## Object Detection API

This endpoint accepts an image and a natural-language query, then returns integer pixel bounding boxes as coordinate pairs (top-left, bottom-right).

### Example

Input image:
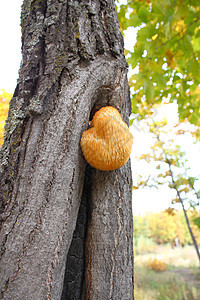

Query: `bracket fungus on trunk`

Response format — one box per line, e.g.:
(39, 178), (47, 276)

(80, 106), (133, 171)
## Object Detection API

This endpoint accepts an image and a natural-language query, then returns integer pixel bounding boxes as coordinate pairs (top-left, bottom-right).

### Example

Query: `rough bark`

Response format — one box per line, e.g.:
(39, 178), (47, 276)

(0, 0), (134, 299)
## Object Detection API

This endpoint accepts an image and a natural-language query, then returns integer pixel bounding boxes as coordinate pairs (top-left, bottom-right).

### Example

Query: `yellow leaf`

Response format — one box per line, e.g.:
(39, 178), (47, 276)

(0, 89), (12, 147)
(165, 49), (176, 69)
(132, 185), (139, 190)
(152, 33), (158, 40)
(173, 20), (186, 36)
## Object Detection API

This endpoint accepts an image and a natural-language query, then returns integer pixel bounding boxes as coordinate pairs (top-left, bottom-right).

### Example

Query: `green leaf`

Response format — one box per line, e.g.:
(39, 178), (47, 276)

(138, 5), (148, 23)
(131, 95), (139, 114)
(192, 37), (200, 51)
(134, 41), (146, 57)
(191, 59), (200, 78)
(184, 9), (196, 25)
(183, 35), (193, 52)
(192, 216), (200, 229)
(153, 73), (166, 89)
(127, 53), (139, 69)
(150, 61), (164, 74)
(137, 25), (157, 41)
(129, 13), (142, 27)
(189, 112), (200, 125)
(131, 73), (145, 90)
(152, 3), (164, 16)
(129, 118), (134, 126)
(145, 80), (155, 102)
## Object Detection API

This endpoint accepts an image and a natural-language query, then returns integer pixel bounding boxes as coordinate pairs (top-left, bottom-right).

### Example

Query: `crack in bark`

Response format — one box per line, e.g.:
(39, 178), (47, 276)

(113, 70), (122, 90)
(0, 278), (9, 299)
(0, 118), (34, 268)
(87, 248), (92, 300)
(46, 217), (69, 300)
(0, 213), (19, 259)
(1, 241), (26, 297)
(59, 113), (76, 163)
(61, 164), (93, 300)
(100, 69), (122, 93)
(69, 169), (75, 197)
(109, 170), (124, 300)
(0, 118), (33, 224)
(87, 241), (94, 300)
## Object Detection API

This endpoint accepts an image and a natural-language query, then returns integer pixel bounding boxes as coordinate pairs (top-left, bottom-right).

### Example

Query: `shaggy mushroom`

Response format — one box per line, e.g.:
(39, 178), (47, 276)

(80, 106), (133, 171)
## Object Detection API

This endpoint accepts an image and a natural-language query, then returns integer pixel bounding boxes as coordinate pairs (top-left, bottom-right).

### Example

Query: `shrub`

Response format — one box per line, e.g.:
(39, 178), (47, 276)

(146, 258), (167, 272)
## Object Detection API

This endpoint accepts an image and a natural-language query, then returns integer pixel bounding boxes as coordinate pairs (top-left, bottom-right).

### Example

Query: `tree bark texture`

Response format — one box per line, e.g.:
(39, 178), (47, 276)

(0, 0), (134, 299)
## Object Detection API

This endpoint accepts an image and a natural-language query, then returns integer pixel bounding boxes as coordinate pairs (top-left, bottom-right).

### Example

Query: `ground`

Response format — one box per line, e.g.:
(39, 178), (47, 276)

(135, 245), (200, 300)
(172, 268), (200, 292)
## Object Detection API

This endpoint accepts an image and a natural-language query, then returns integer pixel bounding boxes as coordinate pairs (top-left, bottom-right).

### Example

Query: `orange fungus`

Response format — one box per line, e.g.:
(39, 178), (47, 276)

(80, 106), (133, 171)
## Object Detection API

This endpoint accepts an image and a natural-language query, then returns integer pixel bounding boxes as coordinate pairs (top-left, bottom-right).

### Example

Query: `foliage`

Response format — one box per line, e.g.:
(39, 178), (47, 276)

(132, 114), (200, 261)
(134, 210), (200, 247)
(146, 258), (167, 272)
(134, 213), (151, 239)
(0, 90), (12, 147)
(132, 114), (200, 213)
(146, 121), (200, 209)
(117, 0), (200, 127)
(147, 211), (177, 244)
(134, 236), (157, 255)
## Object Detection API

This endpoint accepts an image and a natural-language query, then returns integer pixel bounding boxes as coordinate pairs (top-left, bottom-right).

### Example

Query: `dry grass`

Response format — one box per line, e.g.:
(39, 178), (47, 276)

(134, 245), (200, 300)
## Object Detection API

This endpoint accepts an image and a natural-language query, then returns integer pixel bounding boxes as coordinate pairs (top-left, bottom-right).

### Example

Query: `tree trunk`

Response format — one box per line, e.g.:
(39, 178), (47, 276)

(0, 0), (134, 299)
(168, 161), (200, 265)
(178, 192), (200, 265)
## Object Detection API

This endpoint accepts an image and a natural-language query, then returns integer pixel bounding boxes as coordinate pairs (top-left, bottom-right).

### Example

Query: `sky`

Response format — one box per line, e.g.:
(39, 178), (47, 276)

(0, 1), (199, 216)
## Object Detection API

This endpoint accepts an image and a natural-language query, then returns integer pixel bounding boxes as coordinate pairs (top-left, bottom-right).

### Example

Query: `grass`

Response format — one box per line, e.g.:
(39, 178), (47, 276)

(134, 245), (200, 300)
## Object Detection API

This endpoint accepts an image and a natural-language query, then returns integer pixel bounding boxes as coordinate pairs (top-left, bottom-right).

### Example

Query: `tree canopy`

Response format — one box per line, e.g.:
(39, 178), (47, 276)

(116, 0), (200, 126)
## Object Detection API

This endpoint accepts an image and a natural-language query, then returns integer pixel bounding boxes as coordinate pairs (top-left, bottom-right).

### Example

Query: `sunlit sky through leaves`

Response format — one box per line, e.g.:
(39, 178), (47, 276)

(0, 1), (199, 216)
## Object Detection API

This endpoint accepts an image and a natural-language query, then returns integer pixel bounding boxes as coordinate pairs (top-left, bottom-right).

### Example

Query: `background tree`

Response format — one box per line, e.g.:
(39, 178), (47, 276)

(0, 1), (134, 299)
(133, 210), (200, 250)
(135, 118), (200, 263)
